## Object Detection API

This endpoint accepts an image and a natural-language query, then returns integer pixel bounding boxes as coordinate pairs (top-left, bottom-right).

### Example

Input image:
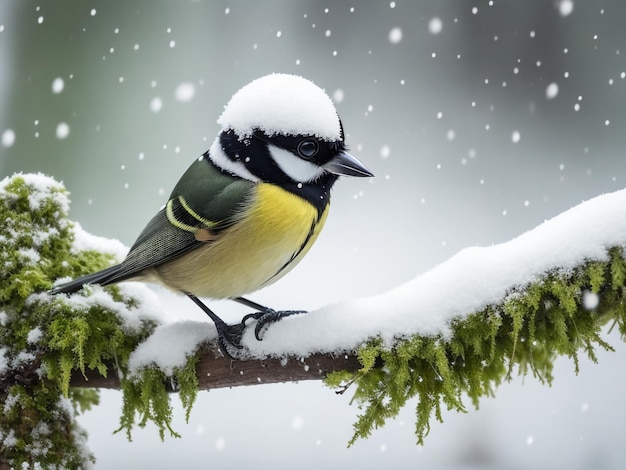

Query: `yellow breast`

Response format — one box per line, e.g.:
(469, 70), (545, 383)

(153, 183), (329, 299)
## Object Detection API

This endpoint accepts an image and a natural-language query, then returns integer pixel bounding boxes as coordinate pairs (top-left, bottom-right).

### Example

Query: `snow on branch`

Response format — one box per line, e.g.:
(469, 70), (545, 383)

(1, 173), (625, 468)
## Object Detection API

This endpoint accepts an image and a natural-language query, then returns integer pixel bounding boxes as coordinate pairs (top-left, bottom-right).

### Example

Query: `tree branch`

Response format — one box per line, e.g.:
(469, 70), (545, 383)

(4, 173), (626, 468)
(70, 348), (361, 390)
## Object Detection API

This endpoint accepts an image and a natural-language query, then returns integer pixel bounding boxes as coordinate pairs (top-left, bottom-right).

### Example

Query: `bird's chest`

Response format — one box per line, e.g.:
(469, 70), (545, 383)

(229, 184), (326, 272)
(166, 183), (329, 299)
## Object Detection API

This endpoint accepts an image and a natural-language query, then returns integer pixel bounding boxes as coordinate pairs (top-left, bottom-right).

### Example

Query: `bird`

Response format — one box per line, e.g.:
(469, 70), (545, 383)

(49, 73), (374, 357)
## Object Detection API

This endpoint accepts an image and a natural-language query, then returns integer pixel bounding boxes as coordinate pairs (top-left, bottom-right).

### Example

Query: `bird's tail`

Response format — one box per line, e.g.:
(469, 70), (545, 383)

(49, 264), (125, 295)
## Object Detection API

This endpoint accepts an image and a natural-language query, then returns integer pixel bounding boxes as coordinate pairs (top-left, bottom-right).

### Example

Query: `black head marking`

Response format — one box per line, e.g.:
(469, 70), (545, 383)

(217, 129), (342, 215)
(251, 129), (346, 167)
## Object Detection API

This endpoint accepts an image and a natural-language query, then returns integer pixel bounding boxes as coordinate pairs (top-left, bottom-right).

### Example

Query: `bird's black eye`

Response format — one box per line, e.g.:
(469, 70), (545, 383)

(297, 139), (319, 159)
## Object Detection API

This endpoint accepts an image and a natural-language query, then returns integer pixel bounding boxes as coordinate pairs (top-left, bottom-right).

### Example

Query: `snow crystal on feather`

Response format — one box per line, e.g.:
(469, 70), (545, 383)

(217, 73), (341, 140)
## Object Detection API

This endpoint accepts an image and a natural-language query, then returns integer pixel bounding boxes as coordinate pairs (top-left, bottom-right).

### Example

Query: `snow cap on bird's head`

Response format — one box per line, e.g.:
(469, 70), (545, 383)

(217, 73), (342, 141)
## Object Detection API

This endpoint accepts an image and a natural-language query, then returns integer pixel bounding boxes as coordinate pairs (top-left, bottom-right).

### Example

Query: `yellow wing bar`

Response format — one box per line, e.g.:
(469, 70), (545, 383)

(166, 196), (216, 233)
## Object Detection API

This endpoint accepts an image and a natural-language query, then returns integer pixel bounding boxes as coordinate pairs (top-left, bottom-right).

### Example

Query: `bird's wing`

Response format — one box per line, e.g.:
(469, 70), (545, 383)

(111, 156), (255, 281)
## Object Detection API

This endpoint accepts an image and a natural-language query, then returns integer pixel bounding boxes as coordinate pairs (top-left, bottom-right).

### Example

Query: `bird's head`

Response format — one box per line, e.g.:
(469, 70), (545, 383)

(208, 73), (373, 185)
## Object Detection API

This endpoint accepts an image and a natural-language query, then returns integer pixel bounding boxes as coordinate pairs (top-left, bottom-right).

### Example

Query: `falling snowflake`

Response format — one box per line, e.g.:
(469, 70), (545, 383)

(389, 27), (402, 44)
(428, 17), (443, 34)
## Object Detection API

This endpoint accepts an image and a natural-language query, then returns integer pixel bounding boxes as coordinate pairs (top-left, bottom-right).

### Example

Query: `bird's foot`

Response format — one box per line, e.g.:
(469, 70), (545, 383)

(214, 321), (247, 359)
(240, 309), (306, 341)
(215, 311), (305, 358)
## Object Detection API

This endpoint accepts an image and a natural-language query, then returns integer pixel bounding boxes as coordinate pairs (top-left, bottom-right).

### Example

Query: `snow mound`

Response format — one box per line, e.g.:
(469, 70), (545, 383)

(71, 221), (128, 260)
(217, 73), (341, 140)
(129, 321), (215, 376)
(243, 188), (626, 356)
(0, 172), (70, 214)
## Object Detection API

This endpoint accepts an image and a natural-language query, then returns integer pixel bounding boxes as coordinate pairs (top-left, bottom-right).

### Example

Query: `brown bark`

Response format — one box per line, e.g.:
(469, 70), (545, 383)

(70, 348), (361, 391)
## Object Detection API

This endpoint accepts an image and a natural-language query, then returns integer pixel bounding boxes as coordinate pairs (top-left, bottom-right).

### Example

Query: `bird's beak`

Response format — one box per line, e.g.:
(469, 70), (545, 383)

(323, 151), (374, 178)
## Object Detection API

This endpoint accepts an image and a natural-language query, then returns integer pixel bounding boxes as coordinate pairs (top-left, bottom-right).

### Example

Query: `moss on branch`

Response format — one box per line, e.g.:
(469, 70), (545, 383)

(0, 174), (158, 468)
(1, 173), (625, 467)
(326, 248), (625, 445)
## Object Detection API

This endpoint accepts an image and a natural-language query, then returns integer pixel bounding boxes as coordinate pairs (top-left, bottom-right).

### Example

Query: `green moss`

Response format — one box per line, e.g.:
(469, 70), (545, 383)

(0, 174), (158, 468)
(328, 249), (626, 445)
(1, 383), (94, 469)
(117, 354), (199, 441)
(3, 172), (626, 463)
(69, 388), (100, 415)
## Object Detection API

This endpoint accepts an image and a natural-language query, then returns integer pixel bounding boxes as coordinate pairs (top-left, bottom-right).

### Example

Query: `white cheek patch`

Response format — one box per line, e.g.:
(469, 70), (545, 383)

(268, 144), (325, 183)
(208, 139), (261, 182)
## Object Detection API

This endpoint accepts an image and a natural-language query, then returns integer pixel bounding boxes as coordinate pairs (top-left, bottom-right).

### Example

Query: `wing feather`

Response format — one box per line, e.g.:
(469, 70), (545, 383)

(108, 156), (254, 282)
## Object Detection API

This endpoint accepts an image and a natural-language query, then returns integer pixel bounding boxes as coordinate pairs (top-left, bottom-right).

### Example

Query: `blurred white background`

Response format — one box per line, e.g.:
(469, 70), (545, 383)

(1, 1), (626, 468)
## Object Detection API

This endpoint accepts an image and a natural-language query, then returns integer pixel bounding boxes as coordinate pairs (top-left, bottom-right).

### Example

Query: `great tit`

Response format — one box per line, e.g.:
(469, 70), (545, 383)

(50, 73), (373, 357)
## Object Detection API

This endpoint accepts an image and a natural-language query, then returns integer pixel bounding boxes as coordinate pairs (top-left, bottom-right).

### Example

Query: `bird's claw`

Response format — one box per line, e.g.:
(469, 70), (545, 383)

(215, 309), (306, 358)
(241, 309), (306, 341)
(214, 322), (245, 359)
